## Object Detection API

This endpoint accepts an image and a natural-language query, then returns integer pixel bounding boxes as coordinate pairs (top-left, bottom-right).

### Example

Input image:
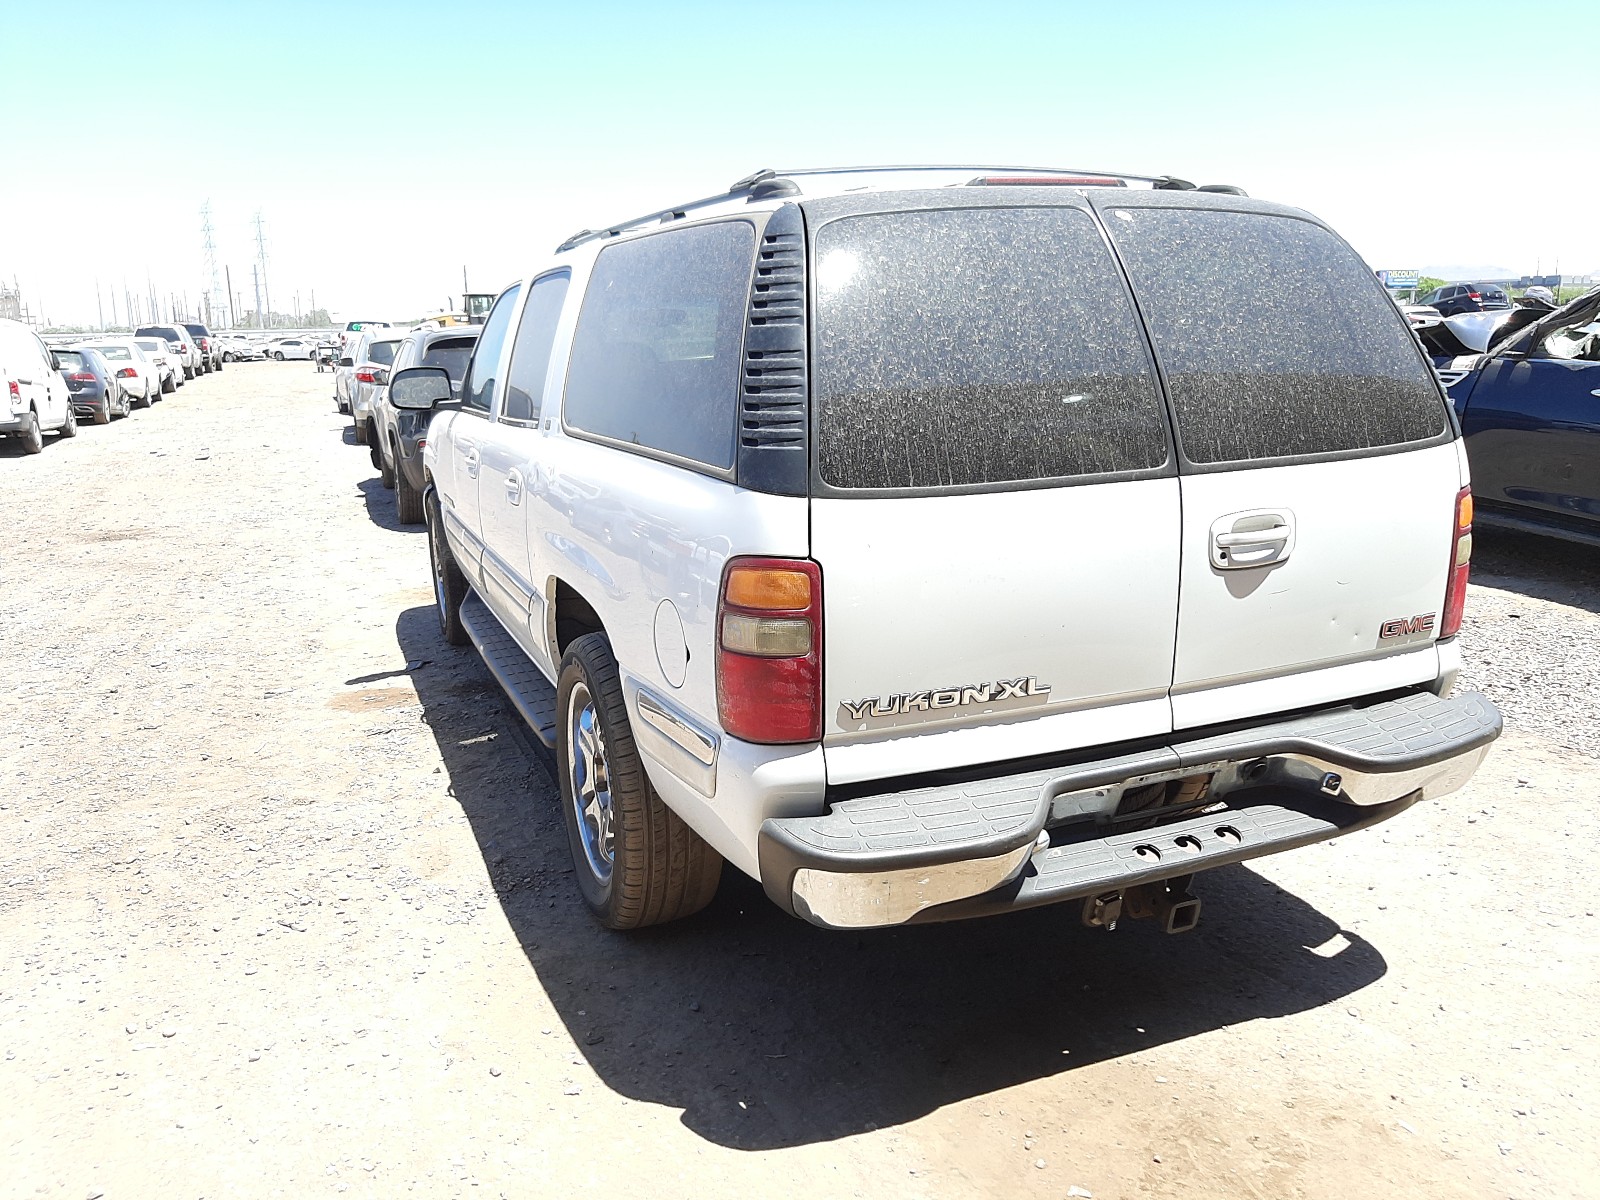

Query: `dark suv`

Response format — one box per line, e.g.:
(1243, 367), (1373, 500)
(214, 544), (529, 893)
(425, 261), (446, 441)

(1419, 282), (1510, 316)
(181, 323), (222, 373)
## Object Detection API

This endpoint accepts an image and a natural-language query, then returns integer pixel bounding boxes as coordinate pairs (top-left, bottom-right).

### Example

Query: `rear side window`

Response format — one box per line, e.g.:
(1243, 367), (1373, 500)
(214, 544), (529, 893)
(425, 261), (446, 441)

(1106, 208), (1448, 465)
(366, 340), (400, 367)
(503, 272), (570, 424)
(563, 221), (755, 471)
(813, 206), (1169, 490)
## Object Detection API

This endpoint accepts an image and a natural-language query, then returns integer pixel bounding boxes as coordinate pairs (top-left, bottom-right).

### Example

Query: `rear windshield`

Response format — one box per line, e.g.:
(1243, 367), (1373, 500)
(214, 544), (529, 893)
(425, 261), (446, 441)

(56, 351), (85, 371)
(421, 337), (476, 381)
(367, 340), (401, 367)
(182, 324), (207, 337)
(91, 345), (132, 360)
(135, 340), (163, 352)
(1105, 208), (1449, 465)
(813, 206), (1169, 490)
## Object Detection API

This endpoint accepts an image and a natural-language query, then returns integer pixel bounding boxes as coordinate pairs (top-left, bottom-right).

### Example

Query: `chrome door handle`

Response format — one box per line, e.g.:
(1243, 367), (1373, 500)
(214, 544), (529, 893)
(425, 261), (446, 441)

(463, 447), (480, 477)
(1590, 389), (1600, 397)
(505, 469), (523, 504)
(1215, 525), (1291, 548)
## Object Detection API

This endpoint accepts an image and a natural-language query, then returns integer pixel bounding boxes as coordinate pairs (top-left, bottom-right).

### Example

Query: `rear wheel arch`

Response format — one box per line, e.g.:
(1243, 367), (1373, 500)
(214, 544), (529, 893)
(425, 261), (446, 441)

(550, 577), (605, 660)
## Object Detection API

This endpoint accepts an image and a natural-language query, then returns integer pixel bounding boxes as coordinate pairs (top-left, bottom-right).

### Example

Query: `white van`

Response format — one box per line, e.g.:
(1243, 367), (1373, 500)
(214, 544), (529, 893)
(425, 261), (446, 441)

(1, 317), (76, 453)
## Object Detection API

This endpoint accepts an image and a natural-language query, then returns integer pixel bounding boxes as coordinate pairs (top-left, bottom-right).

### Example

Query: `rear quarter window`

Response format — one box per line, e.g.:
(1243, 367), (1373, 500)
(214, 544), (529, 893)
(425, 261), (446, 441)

(1105, 208), (1449, 465)
(813, 206), (1169, 490)
(563, 221), (755, 471)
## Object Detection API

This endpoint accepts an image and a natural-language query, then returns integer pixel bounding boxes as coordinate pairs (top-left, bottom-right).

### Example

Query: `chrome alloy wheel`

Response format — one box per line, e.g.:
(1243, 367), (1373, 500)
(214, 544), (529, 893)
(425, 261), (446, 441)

(429, 514), (449, 621)
(567, 681), (614, 883)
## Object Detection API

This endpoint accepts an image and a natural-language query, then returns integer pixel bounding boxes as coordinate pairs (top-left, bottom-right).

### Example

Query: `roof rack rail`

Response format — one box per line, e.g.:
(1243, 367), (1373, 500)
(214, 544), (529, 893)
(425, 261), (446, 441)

(554, 165), (1247, 253)
(554, 168), (802, 253)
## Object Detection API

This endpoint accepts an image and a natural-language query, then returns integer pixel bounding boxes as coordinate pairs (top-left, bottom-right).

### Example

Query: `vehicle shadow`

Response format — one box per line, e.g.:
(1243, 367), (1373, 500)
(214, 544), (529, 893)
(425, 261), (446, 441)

(395, 604), (1388, 1151)
(1471, 526), (1600, 616)
(356, 477), (411, 533)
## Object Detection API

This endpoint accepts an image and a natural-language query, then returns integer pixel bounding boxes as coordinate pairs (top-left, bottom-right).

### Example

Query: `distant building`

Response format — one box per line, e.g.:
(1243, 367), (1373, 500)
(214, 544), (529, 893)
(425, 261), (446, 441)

(0, 281), (22, 322)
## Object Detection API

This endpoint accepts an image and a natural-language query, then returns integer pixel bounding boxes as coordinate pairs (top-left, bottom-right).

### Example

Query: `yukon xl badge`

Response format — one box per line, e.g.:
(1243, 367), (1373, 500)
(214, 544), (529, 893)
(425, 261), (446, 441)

(1379, 613), (1437, 640)
(840, 677), (1051, 721)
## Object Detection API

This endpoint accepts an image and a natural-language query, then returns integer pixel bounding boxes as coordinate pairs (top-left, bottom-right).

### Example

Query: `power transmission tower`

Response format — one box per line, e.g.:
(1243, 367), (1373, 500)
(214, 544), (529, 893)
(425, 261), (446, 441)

(253, 211), (272, 329)
(200, 203), (228, 329)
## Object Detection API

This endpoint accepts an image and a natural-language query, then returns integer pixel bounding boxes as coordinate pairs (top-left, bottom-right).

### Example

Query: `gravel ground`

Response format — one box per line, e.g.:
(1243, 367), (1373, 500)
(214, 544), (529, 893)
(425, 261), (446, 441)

(1, 364), (1596, 1199)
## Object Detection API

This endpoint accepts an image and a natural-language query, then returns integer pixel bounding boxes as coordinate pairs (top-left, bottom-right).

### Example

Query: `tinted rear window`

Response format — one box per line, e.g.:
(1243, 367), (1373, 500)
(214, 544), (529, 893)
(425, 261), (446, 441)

(563, 221), (755, 470)
(813, 206), (1169, 490)
(421, 337), (477, 382)
(57, 351), (85, 371)
(1105, 208), (1448, 465)
(91, 345), (131, 360)
(366, 340), (401, 367)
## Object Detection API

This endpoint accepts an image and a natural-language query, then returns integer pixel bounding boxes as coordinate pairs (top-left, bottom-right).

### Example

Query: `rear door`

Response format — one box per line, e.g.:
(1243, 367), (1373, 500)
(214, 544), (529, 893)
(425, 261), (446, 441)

(805, 198), (1182, 785)
(476, 272), (568, 667)
(1099, 200), (1462, 728)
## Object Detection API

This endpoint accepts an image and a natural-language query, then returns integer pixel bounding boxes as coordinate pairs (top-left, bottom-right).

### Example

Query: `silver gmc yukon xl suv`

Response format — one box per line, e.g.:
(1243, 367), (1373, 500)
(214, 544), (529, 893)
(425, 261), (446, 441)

(395, 166), (1501, 933)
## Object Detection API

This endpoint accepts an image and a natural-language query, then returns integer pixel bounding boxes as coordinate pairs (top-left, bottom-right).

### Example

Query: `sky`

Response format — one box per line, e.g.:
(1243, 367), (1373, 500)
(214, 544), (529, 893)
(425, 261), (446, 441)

(2, 0), (1597, 327)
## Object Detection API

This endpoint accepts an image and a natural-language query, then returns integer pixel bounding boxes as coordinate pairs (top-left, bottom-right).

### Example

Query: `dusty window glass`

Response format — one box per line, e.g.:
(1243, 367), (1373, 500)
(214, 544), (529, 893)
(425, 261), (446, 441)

(813, 206), (1168, 489)
(563, 222), (754, 470)
(1109, 208), (1448, 464)
(502, 272), (570, 424)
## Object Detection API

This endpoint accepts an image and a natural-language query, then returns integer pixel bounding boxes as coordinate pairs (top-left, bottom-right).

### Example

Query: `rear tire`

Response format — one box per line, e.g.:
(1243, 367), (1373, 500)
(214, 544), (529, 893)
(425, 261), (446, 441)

(273, 352), (283, 362)
(354, 419), (368, 446)
(19, 410), (43, 454)
(378, 436), (395, 489)
(162, 374), (175, 394)
(426, 488), (470, 647)
(59, 406), (78, 438)
(135, 385), (153, 410)
(396, 463), (423, 524)
(556, 632), (721, 930)
(184, 365), (195, 380)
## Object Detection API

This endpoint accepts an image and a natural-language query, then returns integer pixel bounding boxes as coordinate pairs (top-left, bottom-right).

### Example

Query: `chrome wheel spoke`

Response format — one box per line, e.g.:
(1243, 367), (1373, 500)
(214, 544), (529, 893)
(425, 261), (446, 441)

(567, 685), (614, 883)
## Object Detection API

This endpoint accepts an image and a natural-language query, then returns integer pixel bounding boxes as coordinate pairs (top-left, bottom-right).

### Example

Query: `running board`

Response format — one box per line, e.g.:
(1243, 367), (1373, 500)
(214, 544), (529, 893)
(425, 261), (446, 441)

(459, 592), (558, 748)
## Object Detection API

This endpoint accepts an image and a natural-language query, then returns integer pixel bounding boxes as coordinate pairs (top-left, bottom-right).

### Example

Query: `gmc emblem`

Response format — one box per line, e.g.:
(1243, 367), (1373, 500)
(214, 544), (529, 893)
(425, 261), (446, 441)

(1380, 613), (1436, 639)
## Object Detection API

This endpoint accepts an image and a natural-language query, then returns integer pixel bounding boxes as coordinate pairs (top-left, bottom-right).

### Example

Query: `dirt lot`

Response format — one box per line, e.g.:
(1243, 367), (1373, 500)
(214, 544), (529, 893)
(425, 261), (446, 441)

(2, 364), (1597, 1200)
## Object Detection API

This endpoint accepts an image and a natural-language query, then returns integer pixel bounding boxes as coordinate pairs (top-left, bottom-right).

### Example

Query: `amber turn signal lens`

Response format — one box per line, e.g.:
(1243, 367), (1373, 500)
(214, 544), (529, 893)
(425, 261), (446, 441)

(1458, 493), (1473, 529)
(725, 567), (812, 611)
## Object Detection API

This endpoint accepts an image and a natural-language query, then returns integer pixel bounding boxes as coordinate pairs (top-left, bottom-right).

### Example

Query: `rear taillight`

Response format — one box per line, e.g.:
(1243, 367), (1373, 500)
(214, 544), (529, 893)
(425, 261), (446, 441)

(1467, 292), (1481, 302)
(355, 369), (376, 384)
(7, 380), (19, 400)
(116, 367), (137, 378)
(69, 371), (97, 382)
(716, 557), (822, 744)
(1440, 487), (1472, 639)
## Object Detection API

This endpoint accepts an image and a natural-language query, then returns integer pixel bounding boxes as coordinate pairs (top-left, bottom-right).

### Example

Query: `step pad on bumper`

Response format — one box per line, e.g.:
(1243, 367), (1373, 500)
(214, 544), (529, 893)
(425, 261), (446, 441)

(460, 593), (558, 748)
(761, 689), (1500, 927)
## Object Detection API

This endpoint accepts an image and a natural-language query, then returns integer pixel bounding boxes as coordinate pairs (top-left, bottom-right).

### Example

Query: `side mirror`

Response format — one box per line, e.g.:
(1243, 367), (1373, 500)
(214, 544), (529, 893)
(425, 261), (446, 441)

(389, 366), (453, 410)
(339, 357), (354, 368)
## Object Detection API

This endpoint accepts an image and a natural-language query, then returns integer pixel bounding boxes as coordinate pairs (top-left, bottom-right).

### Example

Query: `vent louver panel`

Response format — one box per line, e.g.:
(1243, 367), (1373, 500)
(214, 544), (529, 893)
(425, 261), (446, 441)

(737, 203), (808, 496)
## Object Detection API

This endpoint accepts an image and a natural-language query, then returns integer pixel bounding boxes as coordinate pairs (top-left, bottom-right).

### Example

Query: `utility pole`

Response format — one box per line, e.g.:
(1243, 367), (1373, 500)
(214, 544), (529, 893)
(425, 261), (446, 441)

(252, 263), (263, 331)
(225, 265), (234, 330)
(96, 279), (105, 331)
(200, 200), (227, 331)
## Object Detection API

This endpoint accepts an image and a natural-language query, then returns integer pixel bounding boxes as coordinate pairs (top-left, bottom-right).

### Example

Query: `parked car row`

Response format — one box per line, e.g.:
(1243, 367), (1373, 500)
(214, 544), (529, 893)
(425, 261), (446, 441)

(1, 316), (203, 453)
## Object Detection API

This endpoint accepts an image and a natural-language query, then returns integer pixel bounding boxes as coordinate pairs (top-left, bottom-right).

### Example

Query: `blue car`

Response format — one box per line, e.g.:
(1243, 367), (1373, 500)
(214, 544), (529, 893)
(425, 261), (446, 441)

(1440, 287), (1600, 546)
